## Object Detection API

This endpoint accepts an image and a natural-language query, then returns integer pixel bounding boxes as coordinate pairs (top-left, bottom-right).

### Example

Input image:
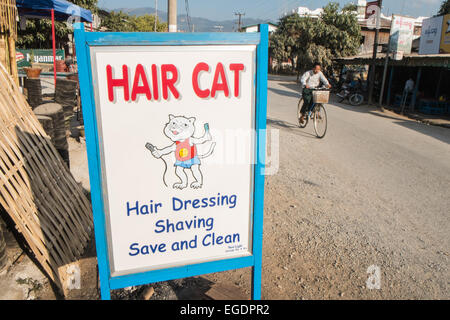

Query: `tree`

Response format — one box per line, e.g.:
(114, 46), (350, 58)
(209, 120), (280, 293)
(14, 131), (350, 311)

(269, 2), (361, 76)
(133, 14), (168, 32)
(17, 19), (70, 49)
(269, 33), (290, 69)
(17, 0), (98, 49)
(100, 11), (135, 32)
(439, 0), (450, 15)
(71, 0), (98, 12)
(100, 12), (168, 32)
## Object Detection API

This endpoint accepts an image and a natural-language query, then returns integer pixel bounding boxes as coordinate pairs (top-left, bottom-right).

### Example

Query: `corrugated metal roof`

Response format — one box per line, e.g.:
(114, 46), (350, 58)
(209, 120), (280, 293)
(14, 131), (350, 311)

(335, 53), (450, 67)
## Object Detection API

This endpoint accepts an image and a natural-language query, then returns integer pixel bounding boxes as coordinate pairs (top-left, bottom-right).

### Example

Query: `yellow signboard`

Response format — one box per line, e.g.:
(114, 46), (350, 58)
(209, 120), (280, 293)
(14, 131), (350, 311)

(440, 14), (450, 53)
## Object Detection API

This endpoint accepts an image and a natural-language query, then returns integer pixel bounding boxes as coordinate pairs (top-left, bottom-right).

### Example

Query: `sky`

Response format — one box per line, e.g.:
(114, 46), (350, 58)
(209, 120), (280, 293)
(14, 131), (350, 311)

(98, 0), (443, 21)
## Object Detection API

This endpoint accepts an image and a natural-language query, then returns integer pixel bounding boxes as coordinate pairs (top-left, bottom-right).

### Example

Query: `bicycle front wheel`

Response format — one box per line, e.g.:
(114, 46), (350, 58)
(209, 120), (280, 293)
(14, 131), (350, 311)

(313, 104), (327, 139)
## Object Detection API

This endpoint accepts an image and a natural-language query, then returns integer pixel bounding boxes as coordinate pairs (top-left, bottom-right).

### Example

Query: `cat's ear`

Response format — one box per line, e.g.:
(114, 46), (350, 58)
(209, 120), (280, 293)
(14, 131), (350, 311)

(188, 117), (196, 124)
(169, 114), (175, 121)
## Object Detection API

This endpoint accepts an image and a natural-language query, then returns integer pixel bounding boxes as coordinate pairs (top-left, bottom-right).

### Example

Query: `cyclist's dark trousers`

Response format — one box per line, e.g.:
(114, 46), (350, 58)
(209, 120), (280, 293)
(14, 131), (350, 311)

(301, 88), (313, 115)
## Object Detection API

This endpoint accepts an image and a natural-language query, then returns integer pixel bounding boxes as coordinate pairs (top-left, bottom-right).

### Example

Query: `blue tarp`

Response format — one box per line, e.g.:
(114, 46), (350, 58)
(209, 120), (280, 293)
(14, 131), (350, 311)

(16, 0), (92, 23)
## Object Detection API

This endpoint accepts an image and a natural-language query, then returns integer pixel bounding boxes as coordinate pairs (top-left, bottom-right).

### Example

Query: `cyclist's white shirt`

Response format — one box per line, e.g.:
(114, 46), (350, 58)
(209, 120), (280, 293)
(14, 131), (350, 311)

(301, 70), (329, 88)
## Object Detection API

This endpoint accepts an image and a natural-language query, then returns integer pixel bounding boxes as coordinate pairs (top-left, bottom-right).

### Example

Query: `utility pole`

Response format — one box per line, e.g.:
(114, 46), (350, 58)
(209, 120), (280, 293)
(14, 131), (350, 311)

(378, 44), (390, 111)
(154, 0), (158, 32)
(234, 12), (245, 32)
(368, 0), (382, 105)
(168, 0), (177, 32)
(185, 0), (192, 32)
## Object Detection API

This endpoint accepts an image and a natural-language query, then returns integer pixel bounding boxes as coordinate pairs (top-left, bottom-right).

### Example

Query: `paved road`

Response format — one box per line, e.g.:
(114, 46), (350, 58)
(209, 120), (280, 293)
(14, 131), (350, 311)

(8, 75), (448, 300)
(44, 75), (450, 300)
(254, 75), (449, 299)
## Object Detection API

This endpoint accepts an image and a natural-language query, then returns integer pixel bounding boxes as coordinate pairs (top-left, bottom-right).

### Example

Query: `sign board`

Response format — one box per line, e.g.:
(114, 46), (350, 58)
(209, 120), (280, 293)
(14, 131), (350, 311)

(16, 49), (65, 68)
(389, 15), (415, 55)
(419, 15), (444, 55)
(94, 46), (255, 275)
(74, 24), (268, 300)
(440, 14), (450, 53)
(365, 1), (379, 20)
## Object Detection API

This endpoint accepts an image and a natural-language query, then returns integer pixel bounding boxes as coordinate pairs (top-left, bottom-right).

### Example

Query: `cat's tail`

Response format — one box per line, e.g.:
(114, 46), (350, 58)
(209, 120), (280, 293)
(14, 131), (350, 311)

(160, 156), (169, 188)
(145, 142), (168, 187)
(198, 142), (216, 159)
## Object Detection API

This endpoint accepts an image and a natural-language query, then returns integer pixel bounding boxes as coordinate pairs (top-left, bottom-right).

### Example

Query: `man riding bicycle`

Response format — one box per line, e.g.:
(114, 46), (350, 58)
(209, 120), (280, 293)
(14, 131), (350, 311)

(300, 62), (331, 124)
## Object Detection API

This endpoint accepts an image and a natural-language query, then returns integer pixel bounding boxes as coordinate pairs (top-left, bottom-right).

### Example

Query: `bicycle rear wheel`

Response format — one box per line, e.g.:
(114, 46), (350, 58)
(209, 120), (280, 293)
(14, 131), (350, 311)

(313, 104), (327, 139)
(297, 99), (308, 128)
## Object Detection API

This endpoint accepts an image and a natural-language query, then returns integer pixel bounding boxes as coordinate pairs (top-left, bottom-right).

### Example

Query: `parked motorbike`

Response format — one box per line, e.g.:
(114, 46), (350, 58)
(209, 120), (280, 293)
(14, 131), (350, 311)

(336, 81), (365, 106)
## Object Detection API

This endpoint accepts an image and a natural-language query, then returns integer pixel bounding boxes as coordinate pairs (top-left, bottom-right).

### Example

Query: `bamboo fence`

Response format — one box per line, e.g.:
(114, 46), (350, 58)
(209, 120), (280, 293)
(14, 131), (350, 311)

(0, 0), (17, 37)
(0, 0), (18, 82)
(0, 61), (93, 292)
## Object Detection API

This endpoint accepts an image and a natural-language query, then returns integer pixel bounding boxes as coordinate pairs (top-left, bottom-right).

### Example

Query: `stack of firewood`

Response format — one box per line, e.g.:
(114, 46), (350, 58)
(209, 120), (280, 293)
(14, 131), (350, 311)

(55, 78), (78, 135)
(34, 103), (70, 168)
(24, 78), (43, 108)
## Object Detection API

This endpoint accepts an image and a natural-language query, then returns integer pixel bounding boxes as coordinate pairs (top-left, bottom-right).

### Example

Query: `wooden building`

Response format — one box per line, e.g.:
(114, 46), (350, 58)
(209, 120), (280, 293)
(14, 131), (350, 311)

(335, 53), (450, 115)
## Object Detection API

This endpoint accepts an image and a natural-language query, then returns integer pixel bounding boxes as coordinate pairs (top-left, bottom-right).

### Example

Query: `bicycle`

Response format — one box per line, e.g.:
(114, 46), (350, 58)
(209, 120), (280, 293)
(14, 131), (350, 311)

(297, 87), (329, 139)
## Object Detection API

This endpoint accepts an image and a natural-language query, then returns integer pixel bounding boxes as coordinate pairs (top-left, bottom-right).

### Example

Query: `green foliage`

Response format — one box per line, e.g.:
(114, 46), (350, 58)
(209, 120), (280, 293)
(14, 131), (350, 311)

(100, 11), (134, 32)
(269, 2), (361, 74)
(101, 12), (168, 32)
(438, 0), (450, 15)
(16, 0), (167, 49)
(342, 3), (358, 12)
(17, 19), (71, 49)
(17, 0), (98, 49)
(269, 32), (290, 66)
(16, 277), (43, 298)
(72, 0), (98, 12)
(133, 14), (168, 32)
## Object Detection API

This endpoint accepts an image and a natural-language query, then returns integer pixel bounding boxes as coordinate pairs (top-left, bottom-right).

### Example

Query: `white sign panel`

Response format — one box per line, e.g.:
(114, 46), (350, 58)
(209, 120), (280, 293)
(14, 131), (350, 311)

(419, 15), (444, 55)
(389, 15), (415, 55)
(89, 45), (256, 276)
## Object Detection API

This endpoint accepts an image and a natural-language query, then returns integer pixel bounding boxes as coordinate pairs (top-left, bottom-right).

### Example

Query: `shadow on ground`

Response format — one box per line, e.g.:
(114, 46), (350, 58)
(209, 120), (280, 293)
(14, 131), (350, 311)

(268, 76), (450, 145)
(331, 100), (450, 145)
(268, 87), (300, 99)
(267, 117), (317, 139)
(110, 276), (215, 300)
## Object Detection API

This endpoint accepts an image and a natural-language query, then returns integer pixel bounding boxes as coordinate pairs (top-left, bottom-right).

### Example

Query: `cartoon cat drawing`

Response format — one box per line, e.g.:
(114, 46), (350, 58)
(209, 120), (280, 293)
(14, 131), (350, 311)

(146, 115), (215, 189)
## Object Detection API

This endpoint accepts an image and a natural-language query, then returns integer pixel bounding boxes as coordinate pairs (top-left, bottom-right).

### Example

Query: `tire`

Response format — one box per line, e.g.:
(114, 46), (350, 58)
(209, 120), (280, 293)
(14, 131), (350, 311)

(313, 104), (327, 139)
(349, 93), (364, 106)
(297, 99), (308, 128)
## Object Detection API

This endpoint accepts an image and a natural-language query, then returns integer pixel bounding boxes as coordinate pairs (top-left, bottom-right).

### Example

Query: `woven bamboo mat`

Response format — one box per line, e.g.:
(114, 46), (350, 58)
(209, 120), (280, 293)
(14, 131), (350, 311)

(0, 62), (93, 292)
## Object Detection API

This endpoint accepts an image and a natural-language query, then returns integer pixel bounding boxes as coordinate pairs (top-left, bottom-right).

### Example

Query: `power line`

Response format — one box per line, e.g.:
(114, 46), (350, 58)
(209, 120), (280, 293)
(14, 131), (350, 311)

(252, 0), (277, 15)
(258, 0), (300, 21)
(400, 0), (406, 15)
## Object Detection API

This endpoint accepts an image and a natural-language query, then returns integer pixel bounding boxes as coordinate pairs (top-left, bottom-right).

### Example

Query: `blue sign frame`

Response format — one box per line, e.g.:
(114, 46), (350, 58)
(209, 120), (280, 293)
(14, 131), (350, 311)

(74, 23), (268, 300)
